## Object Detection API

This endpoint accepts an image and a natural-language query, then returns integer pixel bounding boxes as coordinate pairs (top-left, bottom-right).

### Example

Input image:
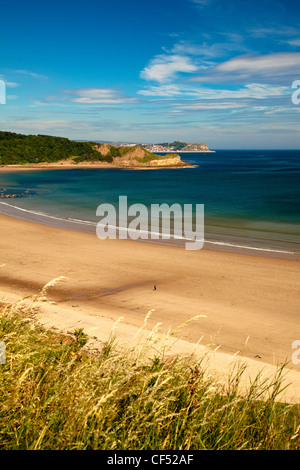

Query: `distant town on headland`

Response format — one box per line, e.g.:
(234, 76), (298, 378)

(108, 140), (214, 153)
(141, 140), (214, 153)
(75, 139), (214, 153)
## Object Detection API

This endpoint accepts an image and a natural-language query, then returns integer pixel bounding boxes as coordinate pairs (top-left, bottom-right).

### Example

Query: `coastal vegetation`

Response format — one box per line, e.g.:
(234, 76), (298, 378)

(0, 293), (299, 450)
(0, 131), (106, 165)
(0, 131), (184, 167)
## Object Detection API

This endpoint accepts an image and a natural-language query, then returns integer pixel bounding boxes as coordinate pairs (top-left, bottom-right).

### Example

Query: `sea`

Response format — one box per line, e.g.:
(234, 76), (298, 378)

(0, 150), (299, 258)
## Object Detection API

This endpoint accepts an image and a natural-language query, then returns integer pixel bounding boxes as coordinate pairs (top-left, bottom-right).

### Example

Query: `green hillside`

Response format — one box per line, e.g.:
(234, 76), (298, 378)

(0, 132), (111, 165)
(0, 132), (170, 166)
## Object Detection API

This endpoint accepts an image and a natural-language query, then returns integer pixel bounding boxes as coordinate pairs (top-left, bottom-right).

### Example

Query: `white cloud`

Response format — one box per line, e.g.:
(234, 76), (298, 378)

(171, 40), (245, 59)
(188, 0), (215, 6)
(0, 119), (121, 139)
(4, 81), (19, 88)
(34, 87), (138, 105)
(177, 102), (245, 110)
(283, 39), (300, 47)
(15, 69), (48, 79)
(140, 54), (198, 83)
(138, 83), (289, 100)
(248, 26), (300, 38)
(216, 53), (300, 74)
(65, 88), (137, 104)
(0, 119), (74, 132)
(138, 85), (183, 96)
(189, 52), (300, 84)
(0, 74), (19, 88)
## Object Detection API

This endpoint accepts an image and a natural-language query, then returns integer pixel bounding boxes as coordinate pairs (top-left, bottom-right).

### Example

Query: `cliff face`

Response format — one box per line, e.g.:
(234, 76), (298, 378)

(183, 142), (209, 151)
(94, 144), (190, 168)
(148, 155), (183, 167)
(93, 143), (112, 156)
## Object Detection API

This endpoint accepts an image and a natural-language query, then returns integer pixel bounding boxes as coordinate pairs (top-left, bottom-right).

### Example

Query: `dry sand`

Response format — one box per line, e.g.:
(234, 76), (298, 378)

(0, 158), (195, 172)
(0, 213), (300, 402)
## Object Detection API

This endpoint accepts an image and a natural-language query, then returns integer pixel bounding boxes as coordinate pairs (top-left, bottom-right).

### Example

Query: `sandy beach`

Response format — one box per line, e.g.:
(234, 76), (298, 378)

(0, 157), (196, 172)
(0, 211), (300, 401)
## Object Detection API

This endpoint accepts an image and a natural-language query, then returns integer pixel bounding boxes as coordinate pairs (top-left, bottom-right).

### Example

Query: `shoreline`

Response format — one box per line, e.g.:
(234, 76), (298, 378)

(153, 150), (216, 153)
(0, 161), (197, 173)
(0, 200), (298, 261)
(0, 212), (299, 401)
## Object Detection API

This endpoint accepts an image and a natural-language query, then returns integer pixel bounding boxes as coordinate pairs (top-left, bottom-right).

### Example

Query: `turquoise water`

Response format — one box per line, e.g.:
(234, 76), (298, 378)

(0, 150), (299, 254)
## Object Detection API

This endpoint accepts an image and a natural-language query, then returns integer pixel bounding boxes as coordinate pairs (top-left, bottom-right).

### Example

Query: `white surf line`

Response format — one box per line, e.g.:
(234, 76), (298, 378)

(0, 201), (295, 255)
(68, 218), (97, 225)
(0, 202), (97, 226)
(204, 239), (294, 254)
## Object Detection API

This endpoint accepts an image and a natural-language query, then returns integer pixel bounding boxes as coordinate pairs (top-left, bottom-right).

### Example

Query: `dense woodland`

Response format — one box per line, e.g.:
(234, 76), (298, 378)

(0, 131), (113, 164)
(0, 131), (165, 165)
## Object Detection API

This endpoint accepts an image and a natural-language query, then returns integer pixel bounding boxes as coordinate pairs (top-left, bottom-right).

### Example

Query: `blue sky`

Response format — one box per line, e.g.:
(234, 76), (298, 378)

(1, 0), (300, 148)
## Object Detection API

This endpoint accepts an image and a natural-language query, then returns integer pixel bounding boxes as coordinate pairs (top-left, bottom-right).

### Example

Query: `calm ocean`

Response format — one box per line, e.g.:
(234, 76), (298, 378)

(0, 150), (299, 255)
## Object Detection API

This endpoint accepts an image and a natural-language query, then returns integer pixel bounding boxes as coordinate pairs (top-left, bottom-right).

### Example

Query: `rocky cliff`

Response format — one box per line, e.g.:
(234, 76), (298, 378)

(183, 142), (210, 152)
(94, 144), (191, 168)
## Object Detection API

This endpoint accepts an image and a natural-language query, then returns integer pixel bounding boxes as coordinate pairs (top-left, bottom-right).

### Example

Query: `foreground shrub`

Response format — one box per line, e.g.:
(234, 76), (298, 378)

(0, 300), (299, 450)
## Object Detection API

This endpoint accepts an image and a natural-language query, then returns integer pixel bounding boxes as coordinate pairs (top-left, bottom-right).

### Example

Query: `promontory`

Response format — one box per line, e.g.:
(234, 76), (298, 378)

(0, 132), (195, 170)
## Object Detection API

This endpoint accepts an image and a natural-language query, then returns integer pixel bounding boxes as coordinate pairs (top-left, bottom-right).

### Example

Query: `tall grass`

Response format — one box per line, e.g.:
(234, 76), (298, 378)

(0, 295), (299, 450)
